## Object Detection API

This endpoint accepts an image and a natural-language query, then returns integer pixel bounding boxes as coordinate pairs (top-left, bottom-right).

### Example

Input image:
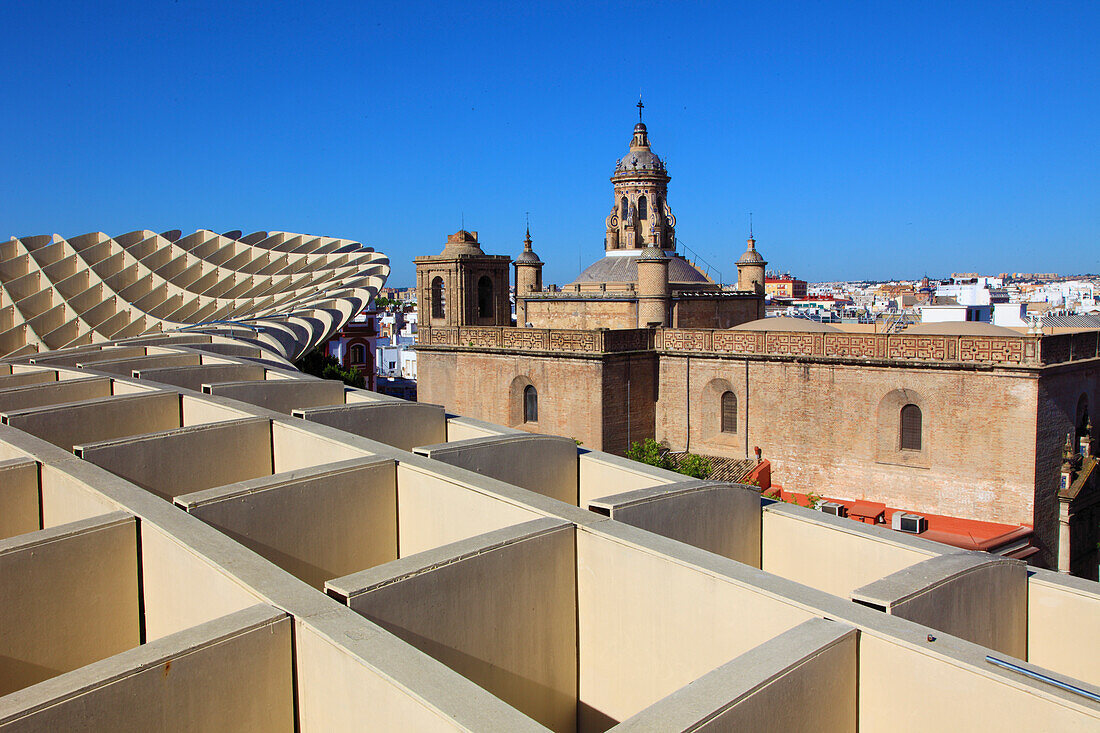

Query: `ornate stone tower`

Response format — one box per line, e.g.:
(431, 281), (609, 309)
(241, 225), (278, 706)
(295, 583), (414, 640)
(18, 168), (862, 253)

(414, 230), (511, 327)
(736, 234), (767, 294)
(513, 227), (543, 327)
(605, 101), (676, 253)
(636, 246), (671, 327)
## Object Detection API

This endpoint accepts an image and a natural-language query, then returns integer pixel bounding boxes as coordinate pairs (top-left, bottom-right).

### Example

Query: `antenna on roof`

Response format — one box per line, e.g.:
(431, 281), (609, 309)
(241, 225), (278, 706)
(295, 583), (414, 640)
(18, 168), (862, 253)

(461, 212), (464, 231)
(749, 212), (754, 239)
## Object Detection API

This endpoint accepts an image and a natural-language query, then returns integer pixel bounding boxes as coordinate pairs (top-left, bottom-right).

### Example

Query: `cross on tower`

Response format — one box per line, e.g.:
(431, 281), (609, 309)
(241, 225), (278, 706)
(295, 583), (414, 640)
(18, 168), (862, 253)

(637, 98), (644, 122)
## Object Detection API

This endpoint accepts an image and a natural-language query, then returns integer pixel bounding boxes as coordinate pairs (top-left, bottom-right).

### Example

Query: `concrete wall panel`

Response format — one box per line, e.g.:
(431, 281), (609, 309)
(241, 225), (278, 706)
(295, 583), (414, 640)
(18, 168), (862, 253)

(1028, 569), (1100, 687)
(762, 505), (938, 597)
(0, 605), (293, 732)
(415, 434), (579, 505)
(39, 463), (124, 528)
(591, 482), (761, 566)
(177, 458), (397, 590)
(0, 513), (139, 696)
(578, 451), (675, 508)
(395, 463), (542, 556)
(614, 619), (857, 733)
(0, 458), (39, 539)
(1, 391), (181, 451)
(576, 527), (816, 729)
(296, 401), (447, 452)
(206, 378), (345, 413)
(294, 621), (465, 732)
(858, 633), (1100, 731)
(75, 418), (273, 499)
(0, 376), (112, 412)
(270, 421), (371, 473)
(853, 553), (1027, 657)
(140, 522), (262, 641)
(335, 520), (578, 732)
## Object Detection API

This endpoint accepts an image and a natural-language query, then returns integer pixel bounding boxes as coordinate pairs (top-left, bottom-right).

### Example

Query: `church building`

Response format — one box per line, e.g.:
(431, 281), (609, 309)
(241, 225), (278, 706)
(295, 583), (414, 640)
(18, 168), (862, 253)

(414, 112), (1100, 572)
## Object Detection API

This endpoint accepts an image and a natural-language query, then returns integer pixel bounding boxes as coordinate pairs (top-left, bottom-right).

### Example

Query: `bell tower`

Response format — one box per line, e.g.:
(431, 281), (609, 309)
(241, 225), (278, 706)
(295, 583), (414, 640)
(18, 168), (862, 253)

(605, 100), (676, 253)
(414, 230), (511, 327)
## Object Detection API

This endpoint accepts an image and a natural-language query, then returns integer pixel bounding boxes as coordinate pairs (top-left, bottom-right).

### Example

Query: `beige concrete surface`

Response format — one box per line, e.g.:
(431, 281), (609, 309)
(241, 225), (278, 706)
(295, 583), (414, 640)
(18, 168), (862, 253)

(134, 363), (265, 391)
(853, 553), (1028, 657)
(176, 457), (398, 589)
(613, 618), (857, 732)
(1, 391), (181, 451)
(331, 519), (578, 732)
(578, 449), (679, 508)
(0, 457), (39, 539)
(0, 513), (139, 696)
(414, 434), (579, 505)
(1027, 569), (1100, 686)
(139, 522), (262, 641)
(858, 631), (1100, 731)
(295, 401), (447, 452)
(395, 462), (544, 556)
(761, 503), (941, 597)
(590, 481), (761, 566)
(0, 376), (112, 412)
(0, 604), (294, 732)
(270, 420), (371, 473)
(204, 377), (346, 413)
(576, 523), (817, 729)
(75, 418), (273, 499)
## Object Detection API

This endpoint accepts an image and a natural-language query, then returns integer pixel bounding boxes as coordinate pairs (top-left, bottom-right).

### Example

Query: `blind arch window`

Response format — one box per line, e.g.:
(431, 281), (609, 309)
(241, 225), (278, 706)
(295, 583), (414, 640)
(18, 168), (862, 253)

(721, 391), (737, 433)
(900, 404), (922, 451)
(638, 195), (648, 221)
(523, 385), (538, 423)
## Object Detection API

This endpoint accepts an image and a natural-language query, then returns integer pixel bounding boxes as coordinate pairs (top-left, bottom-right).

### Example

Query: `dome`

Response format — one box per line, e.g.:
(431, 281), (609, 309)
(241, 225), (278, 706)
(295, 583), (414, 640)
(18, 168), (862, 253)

(570, 252), (710, 286)
(515, 249), (542, 265)
(737, 249), (766, 265)
(903, 321), (1024, 337)
(441, 230), (483, 256)
(613, 123), (666, 175)
(639, 246), (669, 261)
(730, 317), (842, 333)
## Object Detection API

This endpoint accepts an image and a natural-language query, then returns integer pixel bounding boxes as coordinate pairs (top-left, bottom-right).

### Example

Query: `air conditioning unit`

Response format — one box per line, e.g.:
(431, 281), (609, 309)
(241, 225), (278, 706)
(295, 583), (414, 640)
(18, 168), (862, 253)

(819, 501), (847, 517)
(892, 512), (928, 534)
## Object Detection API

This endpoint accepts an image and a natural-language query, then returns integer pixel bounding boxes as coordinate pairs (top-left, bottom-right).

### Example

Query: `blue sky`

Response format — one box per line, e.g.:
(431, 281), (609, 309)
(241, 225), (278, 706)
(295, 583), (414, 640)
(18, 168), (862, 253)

(2, 1), (1097, 286)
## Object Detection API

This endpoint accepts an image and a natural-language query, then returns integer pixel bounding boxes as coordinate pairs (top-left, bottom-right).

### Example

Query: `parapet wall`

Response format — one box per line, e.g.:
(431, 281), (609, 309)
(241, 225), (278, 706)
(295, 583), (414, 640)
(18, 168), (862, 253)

(419, 325), (1100, 367)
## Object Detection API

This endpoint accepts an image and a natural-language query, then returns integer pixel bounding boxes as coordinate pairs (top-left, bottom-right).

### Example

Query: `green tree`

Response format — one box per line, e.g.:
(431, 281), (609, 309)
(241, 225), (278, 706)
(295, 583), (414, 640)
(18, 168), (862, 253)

(296, 349), (366, 389)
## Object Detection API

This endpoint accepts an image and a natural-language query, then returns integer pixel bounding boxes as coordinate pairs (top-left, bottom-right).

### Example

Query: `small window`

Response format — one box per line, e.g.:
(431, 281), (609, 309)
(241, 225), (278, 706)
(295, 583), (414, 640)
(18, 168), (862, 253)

(721, 391), (737, 433)
(477, 276), (493, 319)
(900, 404), (922, 451)
(349, 344), (365, 364)
(524, 385), (538, 423)
(621, 196), (629, 221)
(638, 195), (647, 221)
(431, 276), (445, 319)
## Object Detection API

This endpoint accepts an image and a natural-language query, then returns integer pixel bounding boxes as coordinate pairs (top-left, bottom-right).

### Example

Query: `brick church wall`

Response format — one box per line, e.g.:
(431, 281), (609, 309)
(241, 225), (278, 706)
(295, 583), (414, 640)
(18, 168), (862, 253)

(657, 355), (1042, 530)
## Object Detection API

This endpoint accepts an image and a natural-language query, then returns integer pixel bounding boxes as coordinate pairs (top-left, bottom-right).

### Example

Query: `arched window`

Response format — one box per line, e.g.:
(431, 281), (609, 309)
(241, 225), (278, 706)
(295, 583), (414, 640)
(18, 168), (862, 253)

(349, 344), (365, 364)
(721, 391), (737, 433)
(523, 385), (538, 423)
(900, 404), (922, 451)
(621, 196), (629, 221)
(637, 195), (648, 221)
(431, 276), (445, 319)
(477, 276), (493, 319)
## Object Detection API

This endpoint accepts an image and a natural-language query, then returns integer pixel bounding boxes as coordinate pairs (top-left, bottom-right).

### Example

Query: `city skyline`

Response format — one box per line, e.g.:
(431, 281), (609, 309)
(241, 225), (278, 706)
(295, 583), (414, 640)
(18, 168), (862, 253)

(2, 1), (1098, 286)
